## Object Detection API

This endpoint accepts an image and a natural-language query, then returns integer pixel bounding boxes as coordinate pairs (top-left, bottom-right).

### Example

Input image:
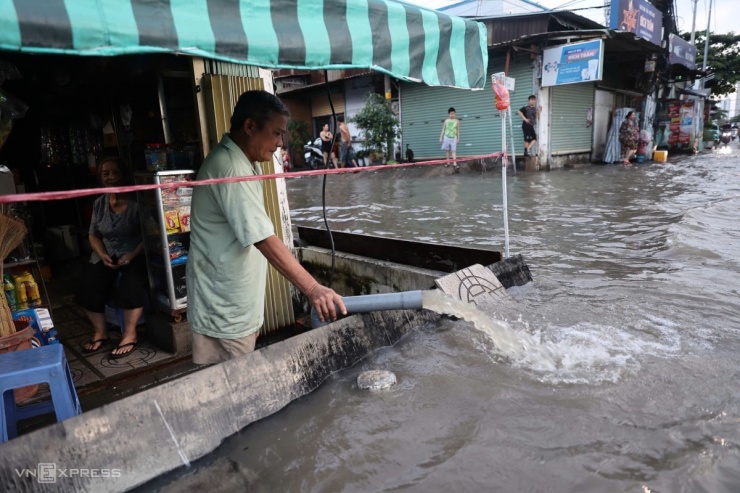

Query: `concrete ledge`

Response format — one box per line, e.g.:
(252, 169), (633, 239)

(0, 309), (439, 492)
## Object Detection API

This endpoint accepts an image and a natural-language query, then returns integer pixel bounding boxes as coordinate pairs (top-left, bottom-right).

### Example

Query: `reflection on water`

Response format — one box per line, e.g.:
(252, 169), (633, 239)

(153, 153), (740, 492)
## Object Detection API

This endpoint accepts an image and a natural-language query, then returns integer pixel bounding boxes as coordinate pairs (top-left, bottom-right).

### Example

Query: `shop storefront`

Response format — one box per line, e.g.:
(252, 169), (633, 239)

(0, 53), (204, 341)
(0, 53), (295, 348)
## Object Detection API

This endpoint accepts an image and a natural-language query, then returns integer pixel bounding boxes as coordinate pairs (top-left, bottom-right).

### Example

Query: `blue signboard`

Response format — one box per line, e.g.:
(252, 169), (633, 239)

(542, 40), (604, 87)
(668, 34), (697, 70)
(610, 0), (663, 46)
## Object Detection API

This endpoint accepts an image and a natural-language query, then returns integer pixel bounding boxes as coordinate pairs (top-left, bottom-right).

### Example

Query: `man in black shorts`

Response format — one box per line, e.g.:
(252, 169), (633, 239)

(517, 95), (540, 157)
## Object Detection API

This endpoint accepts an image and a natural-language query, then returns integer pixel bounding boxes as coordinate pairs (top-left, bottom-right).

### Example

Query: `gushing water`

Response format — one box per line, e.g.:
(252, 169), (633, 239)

(421, 289), (559, 370)
(421, 289), (683, 384)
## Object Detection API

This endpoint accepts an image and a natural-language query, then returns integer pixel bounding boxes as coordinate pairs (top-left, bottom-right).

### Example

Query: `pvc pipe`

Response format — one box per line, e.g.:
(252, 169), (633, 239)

(311, 290), (424, 328)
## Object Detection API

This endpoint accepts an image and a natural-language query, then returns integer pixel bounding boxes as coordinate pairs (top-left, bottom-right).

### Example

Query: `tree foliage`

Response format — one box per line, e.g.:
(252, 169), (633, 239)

(681, 31), (740, 99)
(350, 93), (400, 157)
(286, 120), (310, 149)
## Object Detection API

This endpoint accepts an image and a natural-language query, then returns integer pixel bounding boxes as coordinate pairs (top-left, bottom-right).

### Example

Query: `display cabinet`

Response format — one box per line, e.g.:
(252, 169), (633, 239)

(135, 170), (194, 317)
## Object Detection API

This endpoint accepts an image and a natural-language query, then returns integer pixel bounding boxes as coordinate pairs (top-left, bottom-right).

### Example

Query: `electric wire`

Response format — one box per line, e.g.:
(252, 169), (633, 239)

(322, 70), (337, 287)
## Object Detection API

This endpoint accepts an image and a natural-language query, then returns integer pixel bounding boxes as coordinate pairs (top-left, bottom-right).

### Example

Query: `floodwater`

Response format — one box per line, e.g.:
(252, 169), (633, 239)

(152, 150), (740, 492)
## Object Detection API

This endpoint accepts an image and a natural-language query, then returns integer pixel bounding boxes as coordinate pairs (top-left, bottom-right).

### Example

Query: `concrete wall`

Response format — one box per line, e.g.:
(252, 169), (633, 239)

(1, 309), (439, 492)
(296, 246), (445, 313)
(546, 152), (592, 169)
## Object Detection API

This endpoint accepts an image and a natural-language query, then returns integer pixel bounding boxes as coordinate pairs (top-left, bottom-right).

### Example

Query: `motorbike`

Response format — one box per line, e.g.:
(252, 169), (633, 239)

(303, 138), (325, 170)
(719, 126), (733, 146)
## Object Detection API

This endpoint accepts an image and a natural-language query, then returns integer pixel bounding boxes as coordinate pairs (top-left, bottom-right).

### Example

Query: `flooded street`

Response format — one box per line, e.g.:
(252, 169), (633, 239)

(154, 152), (740, 492)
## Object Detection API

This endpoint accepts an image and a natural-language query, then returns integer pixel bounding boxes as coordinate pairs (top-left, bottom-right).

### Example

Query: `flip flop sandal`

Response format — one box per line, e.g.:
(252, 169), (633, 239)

(108, 340), (140, 360)
(82, 338), (110, 353)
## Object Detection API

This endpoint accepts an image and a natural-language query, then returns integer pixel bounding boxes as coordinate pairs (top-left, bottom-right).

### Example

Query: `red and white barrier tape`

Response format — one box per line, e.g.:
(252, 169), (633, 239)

(0, 152), (506, 204)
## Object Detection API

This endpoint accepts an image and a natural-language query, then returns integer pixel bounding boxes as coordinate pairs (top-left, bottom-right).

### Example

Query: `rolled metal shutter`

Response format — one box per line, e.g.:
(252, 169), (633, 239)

(551, 83), (595, 154)
(312, 92), (346, 117)
(401, 56), (534, 159)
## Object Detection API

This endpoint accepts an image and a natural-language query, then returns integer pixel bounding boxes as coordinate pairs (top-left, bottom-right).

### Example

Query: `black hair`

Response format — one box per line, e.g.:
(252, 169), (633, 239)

(97, 157), (133, 186)
(626, 111), (635, 119)
(230, 90), (290, 133)
(448, 107), (455, 113)
(528, 95), (536, 101)
(337, 115), (344, 123)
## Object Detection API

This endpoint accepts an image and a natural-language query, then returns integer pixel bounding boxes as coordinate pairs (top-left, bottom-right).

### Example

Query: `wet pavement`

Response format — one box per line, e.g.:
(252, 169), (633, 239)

(15, 260), (199, 435)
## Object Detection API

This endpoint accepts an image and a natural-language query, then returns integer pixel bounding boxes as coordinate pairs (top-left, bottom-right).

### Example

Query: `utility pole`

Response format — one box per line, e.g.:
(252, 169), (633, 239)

(689, 0), (699, 44)
(701, 0), (712, 75)
(692, 0), (712, 90)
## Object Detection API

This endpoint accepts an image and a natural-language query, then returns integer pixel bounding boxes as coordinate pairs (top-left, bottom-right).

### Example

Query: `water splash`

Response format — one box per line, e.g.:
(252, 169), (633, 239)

(421, 290), (681, 384)
(421, 290), (557, 368)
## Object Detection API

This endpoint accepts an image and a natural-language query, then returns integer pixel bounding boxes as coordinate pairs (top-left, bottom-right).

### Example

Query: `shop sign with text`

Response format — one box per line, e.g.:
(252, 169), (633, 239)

(610, 0), (663, 46)
(542, 40), (603, 87)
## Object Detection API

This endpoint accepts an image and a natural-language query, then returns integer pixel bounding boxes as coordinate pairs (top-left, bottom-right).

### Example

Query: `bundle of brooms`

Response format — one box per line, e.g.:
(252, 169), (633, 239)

(0, 210), (28, 337)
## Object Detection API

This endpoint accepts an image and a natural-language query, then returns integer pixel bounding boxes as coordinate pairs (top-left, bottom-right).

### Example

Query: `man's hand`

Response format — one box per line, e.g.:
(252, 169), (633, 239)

(307, 283), (347, 323)
(255, 235), (348, 323)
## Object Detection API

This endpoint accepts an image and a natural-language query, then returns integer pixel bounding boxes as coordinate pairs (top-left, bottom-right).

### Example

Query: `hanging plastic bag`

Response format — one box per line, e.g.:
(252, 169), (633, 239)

(492, 76), (510, 111)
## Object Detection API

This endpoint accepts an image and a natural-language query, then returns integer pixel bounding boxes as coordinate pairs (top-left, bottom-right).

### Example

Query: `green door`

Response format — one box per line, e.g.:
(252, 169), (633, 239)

(550, 83), (595, 154)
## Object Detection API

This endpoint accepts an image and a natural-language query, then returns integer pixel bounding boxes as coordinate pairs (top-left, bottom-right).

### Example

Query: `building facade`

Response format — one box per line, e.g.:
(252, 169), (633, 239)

(398, 12), (663, 169)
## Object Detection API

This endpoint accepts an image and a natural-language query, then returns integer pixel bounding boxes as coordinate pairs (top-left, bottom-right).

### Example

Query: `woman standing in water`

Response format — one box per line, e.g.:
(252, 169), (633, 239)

(619, 111), (638, 165)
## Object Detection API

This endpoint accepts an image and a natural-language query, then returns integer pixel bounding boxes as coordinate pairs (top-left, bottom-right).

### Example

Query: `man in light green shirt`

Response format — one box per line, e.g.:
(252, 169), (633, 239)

(187, 90), (346, 364)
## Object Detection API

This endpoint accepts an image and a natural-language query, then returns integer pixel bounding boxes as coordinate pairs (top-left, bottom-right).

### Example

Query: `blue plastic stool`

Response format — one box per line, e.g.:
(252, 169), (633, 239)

(0, 344), (81, 442)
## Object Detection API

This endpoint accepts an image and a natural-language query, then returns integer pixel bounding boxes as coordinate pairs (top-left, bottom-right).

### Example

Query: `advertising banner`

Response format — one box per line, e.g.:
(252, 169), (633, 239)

(665, 100), (696, 148)
(542, 40), (603, 87)
(610, 0), (663, 46)
(668, 34), (697, 70)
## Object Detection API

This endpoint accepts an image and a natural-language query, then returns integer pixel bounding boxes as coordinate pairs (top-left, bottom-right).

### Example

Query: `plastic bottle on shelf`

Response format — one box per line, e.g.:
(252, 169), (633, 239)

(12, 271), (41, 308)
(145, 144), (167, 172)
(3, 274), (18, 311)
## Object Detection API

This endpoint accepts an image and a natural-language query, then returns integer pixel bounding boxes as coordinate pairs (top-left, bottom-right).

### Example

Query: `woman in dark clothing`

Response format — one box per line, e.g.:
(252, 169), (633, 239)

(319, 123), (334, 167)
(619, 111), (638, 165)
(77, 158), (147, 358)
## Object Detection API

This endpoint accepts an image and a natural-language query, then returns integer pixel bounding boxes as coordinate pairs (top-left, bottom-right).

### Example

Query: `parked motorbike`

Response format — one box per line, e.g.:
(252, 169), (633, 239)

(304, 138), (325, 169)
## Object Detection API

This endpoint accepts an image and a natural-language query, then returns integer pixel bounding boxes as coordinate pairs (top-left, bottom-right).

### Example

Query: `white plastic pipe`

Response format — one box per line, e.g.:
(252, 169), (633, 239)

(311, 290), (424, 328)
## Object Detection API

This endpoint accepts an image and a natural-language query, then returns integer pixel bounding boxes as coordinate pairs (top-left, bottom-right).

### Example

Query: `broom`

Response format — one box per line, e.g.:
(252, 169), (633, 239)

(0, 211), (28, 337)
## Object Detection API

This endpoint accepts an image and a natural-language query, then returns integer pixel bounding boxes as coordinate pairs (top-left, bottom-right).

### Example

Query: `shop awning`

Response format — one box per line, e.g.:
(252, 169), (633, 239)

(0, 0), (488, 89)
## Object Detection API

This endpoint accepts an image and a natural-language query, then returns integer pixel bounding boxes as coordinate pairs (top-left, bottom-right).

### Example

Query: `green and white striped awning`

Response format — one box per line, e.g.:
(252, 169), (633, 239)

(0, 0), (488, 89)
